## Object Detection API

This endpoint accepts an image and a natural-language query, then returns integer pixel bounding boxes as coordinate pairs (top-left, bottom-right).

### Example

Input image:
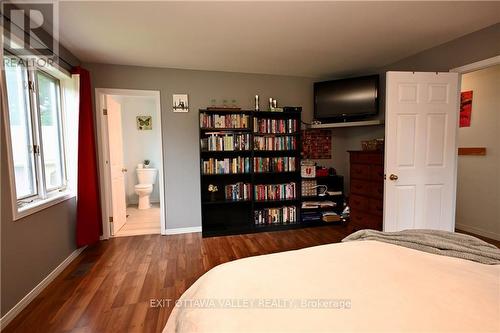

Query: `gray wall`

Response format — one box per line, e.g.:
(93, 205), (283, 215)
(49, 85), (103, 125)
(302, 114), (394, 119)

(84, 63), (315, 229)
(384, 23), (500, 72)
(0, 130), (77, 316)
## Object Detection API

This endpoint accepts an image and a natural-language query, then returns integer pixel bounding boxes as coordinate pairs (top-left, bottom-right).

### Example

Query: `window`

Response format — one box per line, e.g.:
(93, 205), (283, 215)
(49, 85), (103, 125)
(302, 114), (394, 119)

(4, 54), (74, 217)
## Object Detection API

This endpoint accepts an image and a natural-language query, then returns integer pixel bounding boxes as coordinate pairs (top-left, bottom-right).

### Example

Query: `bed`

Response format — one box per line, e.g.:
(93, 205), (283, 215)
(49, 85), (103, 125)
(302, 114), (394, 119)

(164, 234), (500, 332)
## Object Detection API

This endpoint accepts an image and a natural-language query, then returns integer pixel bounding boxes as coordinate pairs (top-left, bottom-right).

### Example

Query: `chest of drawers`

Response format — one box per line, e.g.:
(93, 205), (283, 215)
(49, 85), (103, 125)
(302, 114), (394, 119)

(348, 151), (384, 231)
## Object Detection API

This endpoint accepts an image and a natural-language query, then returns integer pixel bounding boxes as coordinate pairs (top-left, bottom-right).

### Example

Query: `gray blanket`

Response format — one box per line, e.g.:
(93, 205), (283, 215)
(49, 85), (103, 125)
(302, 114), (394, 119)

(342, 229), (500, 265)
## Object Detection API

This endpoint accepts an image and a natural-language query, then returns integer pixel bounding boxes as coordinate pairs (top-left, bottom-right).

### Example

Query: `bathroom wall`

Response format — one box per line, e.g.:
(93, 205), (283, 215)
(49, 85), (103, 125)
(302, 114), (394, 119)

(117, 96), (162, 205)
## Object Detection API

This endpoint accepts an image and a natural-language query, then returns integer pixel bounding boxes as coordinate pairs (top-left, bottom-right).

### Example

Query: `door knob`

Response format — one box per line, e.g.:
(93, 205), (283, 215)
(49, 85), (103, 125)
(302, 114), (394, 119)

(389, 174), (398, 181)
(121, 168), (128, 173)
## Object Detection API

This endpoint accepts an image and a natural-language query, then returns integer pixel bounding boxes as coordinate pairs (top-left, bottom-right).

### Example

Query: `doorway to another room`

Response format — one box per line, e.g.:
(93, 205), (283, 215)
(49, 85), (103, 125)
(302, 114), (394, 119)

(453, 59), (500, 241)
(96, 89), (165, 238)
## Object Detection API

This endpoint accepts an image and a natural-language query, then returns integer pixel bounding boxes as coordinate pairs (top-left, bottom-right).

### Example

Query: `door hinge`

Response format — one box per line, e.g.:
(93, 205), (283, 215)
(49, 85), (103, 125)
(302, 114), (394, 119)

(103, 109), (108, 115)
(109, 216), (113, 223)
(28, 80), (35, 91)
(33, 145), (40, 155)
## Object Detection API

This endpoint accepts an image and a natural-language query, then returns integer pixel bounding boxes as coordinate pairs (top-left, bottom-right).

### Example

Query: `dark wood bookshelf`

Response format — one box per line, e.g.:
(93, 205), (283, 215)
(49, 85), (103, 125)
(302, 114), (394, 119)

(199, 109), (303, 237)
(301, 175), (345, 224)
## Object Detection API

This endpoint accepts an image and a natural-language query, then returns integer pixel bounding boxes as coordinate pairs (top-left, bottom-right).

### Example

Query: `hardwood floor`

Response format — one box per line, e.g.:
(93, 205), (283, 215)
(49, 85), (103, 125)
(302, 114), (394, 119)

(4, 225), (351, 333)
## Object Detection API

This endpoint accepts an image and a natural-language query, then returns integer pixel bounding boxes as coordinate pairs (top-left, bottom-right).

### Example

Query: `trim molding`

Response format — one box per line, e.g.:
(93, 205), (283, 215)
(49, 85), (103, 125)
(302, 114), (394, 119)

(0, 247), (86, 330)
(456, 223), (500, 242)
(165, 226), (202, 235)
(450, 55), (500, 73)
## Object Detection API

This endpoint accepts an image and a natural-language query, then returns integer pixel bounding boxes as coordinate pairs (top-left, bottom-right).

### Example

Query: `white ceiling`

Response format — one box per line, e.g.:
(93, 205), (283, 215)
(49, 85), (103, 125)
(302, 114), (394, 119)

(59, 1), (500, 78)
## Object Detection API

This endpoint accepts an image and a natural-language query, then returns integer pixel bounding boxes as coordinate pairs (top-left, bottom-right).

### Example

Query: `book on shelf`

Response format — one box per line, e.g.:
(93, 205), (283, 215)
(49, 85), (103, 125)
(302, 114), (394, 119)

(322, 211), (341, 223)
(254, 118), (298, 134)
(200, 113), (250, 129)
(254, 182), (296, 201)
(225, 182), (252, 201)
(301, 211), (322, 222)
(253, 136), (297, 151)
(201, 133), (251, 151)
(254, 206), (297, 225)
(253, 157), (296, 173)
(301, 201), (336, 209)
(201, 157), (251, 175)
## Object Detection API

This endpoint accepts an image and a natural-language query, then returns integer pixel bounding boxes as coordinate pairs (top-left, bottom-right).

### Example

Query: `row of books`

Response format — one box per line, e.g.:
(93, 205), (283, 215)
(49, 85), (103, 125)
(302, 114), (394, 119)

(254, 206), (298, 225)
(200, 113), (250, 129)
(254, 136), (297, 151)
(254, 182), (296, 201)
(200, 134), (251, 151)
(201, 157), (251, 175)
(225, 182), (252, 201)
(254, 118), (298, 134)
(253, 157), (296, 173)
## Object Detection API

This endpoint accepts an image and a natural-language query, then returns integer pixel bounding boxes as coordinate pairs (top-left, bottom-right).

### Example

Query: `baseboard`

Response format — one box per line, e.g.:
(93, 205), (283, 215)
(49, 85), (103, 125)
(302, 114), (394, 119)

(165, 226), (202, 235)
(0, 246), (86, 330)
(456, 223), (500, 241)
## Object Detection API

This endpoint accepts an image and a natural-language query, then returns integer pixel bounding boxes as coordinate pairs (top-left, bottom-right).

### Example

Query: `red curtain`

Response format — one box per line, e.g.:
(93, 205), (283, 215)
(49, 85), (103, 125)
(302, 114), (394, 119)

(72, 66), (102, 247)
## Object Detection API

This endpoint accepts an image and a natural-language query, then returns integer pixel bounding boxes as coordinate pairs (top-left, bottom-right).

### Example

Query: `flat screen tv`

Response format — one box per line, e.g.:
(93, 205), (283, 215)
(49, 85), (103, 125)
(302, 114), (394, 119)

(314, 75), (379, 122)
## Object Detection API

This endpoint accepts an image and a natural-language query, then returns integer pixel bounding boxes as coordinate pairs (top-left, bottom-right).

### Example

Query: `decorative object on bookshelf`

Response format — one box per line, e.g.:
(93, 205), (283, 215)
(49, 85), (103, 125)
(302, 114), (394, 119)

(136, 116), (152, 130)
(315, 166), (329, 177)
(302, 129), (332, 159)
(312, 185), (328, 196)
(173, 94), (189, 112)
(301, 160), (316, 178)
(206, 107), (242, 111)
(254, 95), (259, 111)
(301, 179), (317, 197)
(208, 184), (219, 201)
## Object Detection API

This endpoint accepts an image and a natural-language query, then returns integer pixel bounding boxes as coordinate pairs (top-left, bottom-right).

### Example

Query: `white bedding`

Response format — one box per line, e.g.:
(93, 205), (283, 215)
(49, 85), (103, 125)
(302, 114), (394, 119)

(164, 241), (500, 332)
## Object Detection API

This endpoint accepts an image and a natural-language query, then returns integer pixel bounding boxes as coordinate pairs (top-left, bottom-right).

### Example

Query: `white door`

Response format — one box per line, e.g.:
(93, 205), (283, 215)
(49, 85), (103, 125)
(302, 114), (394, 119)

(384, 71), (459, 232)
(105, 96), (127, 235)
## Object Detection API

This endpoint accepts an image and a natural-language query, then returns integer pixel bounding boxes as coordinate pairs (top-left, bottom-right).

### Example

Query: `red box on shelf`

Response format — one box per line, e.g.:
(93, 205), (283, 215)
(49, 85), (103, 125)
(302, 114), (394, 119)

(316, 168), (329, 177)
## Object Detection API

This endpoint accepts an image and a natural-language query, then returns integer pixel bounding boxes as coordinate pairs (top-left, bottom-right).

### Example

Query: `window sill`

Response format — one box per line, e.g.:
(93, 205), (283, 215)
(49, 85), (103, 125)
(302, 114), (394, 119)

(14, 191), (76, 221)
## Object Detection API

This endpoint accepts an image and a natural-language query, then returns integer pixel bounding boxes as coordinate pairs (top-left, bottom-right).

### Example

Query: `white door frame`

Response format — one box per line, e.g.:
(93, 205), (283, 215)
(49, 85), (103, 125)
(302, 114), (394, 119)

(95, 88), (166, 239)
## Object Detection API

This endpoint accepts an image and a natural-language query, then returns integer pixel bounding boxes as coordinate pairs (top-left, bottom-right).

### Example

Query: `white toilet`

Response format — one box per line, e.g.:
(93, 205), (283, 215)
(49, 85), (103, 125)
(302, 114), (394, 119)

(134, 168), (158, 210)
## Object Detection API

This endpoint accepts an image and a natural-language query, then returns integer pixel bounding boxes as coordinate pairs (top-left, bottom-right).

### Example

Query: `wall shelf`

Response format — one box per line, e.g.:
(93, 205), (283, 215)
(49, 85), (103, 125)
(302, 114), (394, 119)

(310, 119), (384, 129)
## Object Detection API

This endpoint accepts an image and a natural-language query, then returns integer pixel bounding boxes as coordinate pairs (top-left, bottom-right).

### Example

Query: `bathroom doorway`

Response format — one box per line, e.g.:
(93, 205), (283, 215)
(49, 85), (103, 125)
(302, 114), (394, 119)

(96, 89), (165, 238)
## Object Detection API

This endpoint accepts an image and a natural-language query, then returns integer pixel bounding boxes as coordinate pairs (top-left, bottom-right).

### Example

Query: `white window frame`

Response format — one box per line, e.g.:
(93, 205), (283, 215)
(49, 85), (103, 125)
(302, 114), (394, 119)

(2, 52), (77, 220)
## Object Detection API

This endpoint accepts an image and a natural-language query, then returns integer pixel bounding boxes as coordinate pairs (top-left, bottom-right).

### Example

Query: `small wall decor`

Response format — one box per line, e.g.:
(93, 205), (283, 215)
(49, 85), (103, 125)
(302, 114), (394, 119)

(301, 129), (332, 159)
(136, 115), (152, 130)
(173, 94), (189, 112)
(460, 90), (473, 127)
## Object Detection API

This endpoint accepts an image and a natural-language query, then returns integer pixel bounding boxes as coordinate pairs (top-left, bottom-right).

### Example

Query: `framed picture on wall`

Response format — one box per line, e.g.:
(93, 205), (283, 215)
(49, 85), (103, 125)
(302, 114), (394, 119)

(173, 94), (189, 112)
(136, 116), (152, 130)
